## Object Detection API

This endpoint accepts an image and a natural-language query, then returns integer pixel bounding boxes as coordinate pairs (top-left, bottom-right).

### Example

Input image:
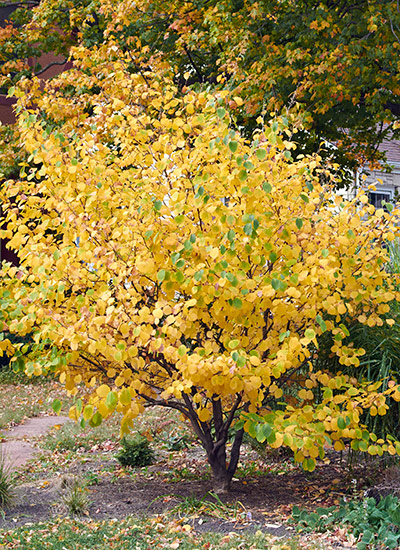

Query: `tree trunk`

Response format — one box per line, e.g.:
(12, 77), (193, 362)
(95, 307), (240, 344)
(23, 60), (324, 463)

(207, 444), (232, 493)
(206, 428), (244, 494)
(178, 395), (244, 494)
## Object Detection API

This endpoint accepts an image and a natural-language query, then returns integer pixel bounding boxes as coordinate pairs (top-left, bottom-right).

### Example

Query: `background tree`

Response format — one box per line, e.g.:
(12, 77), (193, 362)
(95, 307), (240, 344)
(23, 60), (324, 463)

(1, 44), (400, 491)
(1, 0), (400, 180)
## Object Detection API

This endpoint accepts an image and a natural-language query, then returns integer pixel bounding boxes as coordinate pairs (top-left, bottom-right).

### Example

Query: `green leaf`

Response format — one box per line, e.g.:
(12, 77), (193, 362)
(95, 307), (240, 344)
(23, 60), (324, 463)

(304, 458), (316, 472)
(228, 339), (240, 349)
(217, 107), (226, 119)
(106, 391), (118, 408)
(229, 141), (238, 153)
(52, 399), (62, 415)
(271, 278), (281, 290)
(263, 182), (272, 193)
(269, 251), (277, 262)
(232, 297), (242, 309)
(75, 399), (83, 414)
(244, 223), (253, 235)
(337, 416), (346, 430)
(279, 330), (290, 342)
(157, 269), (166, 282)
(300, 194), (309, 203)
(90, 411), (102, 427)
(305, 328), (315, 339)
(296, 218), (303, 230)
(227, 229), (235, 242)
(247, 421), (257, 439)
(316, 315), (327, 332)
(239, 169), (247, 181)
(153, 199), (162, 211)
(194, 269), (204, 282)
(256, 148), (266, 160)
(255, 422), (272, 443)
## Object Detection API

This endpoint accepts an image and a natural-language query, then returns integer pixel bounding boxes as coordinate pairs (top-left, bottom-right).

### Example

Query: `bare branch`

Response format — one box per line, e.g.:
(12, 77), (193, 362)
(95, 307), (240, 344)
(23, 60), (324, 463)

(34, 59), (69, 77)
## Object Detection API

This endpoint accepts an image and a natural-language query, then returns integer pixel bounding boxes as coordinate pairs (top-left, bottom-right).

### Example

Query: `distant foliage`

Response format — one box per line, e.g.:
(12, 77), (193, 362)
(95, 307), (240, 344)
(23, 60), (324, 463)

(1, 0), (400, 174)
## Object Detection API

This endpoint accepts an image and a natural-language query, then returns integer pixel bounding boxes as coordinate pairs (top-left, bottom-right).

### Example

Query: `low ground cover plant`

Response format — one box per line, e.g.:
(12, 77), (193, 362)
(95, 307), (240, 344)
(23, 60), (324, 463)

(291, 494), (400, 549)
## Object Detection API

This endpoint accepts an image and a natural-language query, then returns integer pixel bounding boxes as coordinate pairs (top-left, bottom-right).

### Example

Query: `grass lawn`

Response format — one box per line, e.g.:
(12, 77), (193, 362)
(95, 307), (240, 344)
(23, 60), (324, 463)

(0, 369), (71, 430)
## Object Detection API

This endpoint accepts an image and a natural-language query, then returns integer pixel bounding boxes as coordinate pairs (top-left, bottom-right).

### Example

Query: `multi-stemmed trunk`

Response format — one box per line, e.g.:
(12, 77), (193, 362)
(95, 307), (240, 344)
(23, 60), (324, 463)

(205, 427), (244, 493)
(181, 394), (244, 493)
(142, 391), (244, 493)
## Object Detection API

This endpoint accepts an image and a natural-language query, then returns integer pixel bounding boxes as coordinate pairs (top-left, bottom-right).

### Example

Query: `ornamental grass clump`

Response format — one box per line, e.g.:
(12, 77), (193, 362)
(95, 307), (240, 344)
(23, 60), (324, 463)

(0, 452), (15, 510)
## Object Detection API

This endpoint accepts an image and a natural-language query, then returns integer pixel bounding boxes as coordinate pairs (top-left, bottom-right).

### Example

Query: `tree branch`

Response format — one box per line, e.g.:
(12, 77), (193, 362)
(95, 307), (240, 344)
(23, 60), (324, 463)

(34, 59), (69, 77)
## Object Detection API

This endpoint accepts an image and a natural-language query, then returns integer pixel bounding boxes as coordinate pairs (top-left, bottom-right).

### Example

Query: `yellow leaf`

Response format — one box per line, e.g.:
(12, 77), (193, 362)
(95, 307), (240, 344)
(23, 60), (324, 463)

(97, 384), (111, 398)
(198, 408), (211, 422)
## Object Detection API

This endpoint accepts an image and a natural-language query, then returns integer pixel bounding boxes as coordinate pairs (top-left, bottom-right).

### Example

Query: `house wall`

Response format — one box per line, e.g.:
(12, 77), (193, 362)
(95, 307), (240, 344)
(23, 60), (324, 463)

(362, 165), (400, 201)
(0, 95), (16, 124)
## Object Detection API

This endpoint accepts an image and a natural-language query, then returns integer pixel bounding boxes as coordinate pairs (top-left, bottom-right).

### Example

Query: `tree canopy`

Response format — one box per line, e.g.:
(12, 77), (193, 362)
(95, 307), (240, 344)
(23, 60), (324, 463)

(1, 43), (400, 490)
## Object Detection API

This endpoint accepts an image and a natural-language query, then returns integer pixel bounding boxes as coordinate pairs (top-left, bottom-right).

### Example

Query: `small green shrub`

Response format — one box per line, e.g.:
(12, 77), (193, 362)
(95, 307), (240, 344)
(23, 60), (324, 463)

(115, 435), (154, 468)
(291, 495), (400, 549)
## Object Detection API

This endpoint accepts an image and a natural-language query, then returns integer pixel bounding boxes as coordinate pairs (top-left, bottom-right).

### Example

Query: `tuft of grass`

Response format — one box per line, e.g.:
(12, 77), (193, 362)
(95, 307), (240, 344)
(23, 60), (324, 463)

(59, 477), (91, 517)
(0, 452), (16, 510)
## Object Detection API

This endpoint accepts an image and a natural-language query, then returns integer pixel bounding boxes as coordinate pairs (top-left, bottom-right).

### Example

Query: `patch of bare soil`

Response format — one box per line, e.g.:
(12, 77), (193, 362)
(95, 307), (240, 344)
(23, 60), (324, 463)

(0, 446), (377, 543)
(0, 415), (388, 550)
(0, 458), (296, 536)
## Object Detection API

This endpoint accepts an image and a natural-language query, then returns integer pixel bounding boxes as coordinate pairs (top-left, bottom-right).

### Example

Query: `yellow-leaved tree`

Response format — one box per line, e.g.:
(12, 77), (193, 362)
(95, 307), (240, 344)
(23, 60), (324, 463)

(2, 44), (400, 492)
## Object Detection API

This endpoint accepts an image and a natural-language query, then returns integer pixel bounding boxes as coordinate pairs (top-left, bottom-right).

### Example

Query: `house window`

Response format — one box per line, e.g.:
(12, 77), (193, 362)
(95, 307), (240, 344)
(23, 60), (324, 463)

(369, 190), (393, 211)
